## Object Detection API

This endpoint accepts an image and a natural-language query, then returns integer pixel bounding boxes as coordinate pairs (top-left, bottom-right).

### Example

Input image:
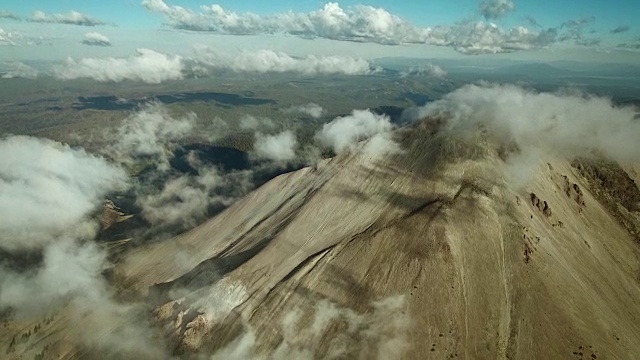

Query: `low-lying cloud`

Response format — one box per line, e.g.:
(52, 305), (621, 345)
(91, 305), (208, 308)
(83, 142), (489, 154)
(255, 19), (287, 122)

(137, 166), (241, 228)
(0, 135), (127, 251)
(282, 103), (325, 119)
(82, 31), (112, 46)
(0, 135), (167, 356)
(239, 114), (275, 130)
(53, 48), (185, 83)
(400, 63), (447, 78)
(194, 48), (377, 75)
(210, 295), (410, 359)
(414, 83), (640, 184)
(316, 109), (400, 159)
(1, 62), (38, 79)
(254, 131), (298, 162)
(106, 102), (196, 170)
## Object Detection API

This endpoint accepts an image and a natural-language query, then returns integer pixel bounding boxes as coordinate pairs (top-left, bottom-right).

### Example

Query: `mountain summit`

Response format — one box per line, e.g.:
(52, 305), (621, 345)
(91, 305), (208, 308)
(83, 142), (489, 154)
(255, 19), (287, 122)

(3, 87), (640, 359)
(111, 116), (640, 359)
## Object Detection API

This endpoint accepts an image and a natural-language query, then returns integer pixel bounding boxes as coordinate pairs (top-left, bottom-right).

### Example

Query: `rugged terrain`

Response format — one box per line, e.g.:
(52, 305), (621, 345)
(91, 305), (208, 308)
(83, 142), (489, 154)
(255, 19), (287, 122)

(3, 118), (640, 359)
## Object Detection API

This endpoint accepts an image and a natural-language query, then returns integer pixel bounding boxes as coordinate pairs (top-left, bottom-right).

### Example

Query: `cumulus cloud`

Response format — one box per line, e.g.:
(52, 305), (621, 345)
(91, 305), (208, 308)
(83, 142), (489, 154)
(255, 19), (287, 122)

(316, 109), (399, 159)
(0, 10), (20, 21)
(414, 83), (640, 184)
(82, 31), (112, 46)
(29, 10), (107, 26)
(400, 63), (447, 78)
(611, 25), (630, 34)
(254, 131), (298, 161)
(144, 1), (584, 54)
(194, 47), (376, 75)
(53, 48), (185, 83)
(438, 21), (558, 54)
(479, 0), (515, 20)
(106, 102), (195, 170)
(282, 103), (325, 119)
(1, 61), (38, 79)
(0, 136), (127, 251)
(144, 0), (429, 45)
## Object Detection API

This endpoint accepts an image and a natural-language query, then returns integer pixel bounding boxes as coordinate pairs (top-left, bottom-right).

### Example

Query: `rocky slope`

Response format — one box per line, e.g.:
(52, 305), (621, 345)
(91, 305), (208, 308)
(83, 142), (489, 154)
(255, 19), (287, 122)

(3, 118), (640, 359)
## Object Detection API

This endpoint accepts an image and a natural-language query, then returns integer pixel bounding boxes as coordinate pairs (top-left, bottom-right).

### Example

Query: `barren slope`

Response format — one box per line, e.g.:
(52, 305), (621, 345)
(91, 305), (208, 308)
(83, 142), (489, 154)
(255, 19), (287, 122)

(114, 119), (640, 359)
(3, 119), (640, 359)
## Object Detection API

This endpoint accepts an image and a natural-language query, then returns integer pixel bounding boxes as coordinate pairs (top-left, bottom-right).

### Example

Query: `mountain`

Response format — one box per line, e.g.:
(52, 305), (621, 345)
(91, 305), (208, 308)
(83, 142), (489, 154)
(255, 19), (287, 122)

(3, 117), (640, 359)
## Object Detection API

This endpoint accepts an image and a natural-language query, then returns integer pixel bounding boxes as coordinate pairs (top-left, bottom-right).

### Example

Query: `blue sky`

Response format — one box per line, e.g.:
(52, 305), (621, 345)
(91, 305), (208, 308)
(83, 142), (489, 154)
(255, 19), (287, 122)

(1, 0), (639, 64)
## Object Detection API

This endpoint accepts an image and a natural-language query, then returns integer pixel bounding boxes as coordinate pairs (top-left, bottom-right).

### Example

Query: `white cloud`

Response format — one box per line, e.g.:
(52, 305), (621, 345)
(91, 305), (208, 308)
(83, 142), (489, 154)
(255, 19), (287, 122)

(0, 27), (51, 46)
(479, 0), (515, 20)
(144, 1), (430, 45)
(0, 135), (127, 251)
(53, 48), (185, 83)
(254, 131), (298, 161)
(106, 102), (196, 170)
(144, 1), (580, 54)
(0, 28), (20, 46)
(0, 135), (166, 355)
(362, 132), (403, 160)
(282, 103), (325, 119)
(1, 61), (38, 79)
(30, 10), (107, 26)
(415, 83), (640, 184)
(316, 109), (397, 157)
(437, 21), (558, 55)
(0, 10), (20, 21)
(137, 166), (233, 228)
(210, 295), (410, 359)
(0, 240), (107, 316)
(239, 114), (274, 130)
(82, 31), (112, 46)
(194, 47), (376, 75)
(400, 63), (447, 78)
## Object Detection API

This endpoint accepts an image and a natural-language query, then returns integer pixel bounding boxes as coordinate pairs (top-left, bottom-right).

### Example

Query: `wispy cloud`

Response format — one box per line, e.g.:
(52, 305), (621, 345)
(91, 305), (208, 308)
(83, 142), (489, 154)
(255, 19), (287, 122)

(29, 10), (108, 26)
(282, 103), (325, 119)
(400, 63), (447, 78)
(81, 31), (112, 46)
(611, 25), (630, 34)
(479, 0), (515, 20)
(0, 27), (51, 46)
(1, 62), (38, 79)
(0, 10), (20, 21)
